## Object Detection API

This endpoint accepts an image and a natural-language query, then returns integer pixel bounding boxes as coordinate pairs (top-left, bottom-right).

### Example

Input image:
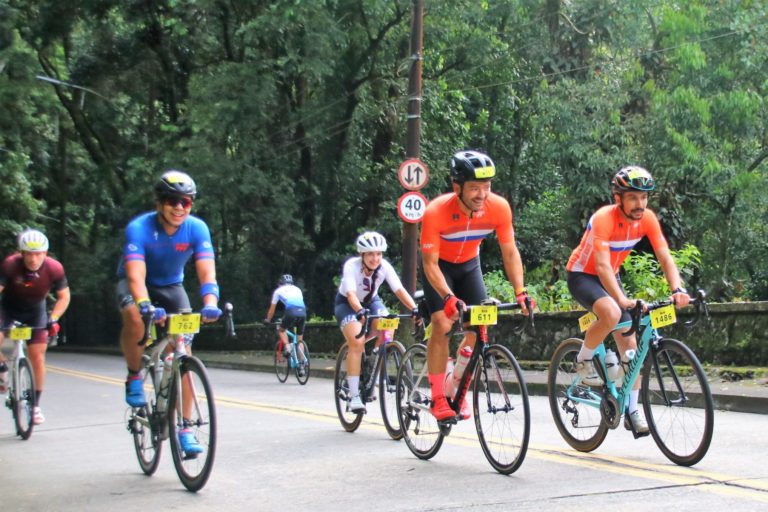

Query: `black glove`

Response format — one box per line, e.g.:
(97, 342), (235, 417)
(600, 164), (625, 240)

(262, 318), (271, 326)
(355, 308), (369, 322)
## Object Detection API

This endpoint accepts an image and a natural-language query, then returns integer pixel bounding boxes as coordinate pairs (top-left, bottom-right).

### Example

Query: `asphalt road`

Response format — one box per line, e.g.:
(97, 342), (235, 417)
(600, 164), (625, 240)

(1, 352), (767, 512)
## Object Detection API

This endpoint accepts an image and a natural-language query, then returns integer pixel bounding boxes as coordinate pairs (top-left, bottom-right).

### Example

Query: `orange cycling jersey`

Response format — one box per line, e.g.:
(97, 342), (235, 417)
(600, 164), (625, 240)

(566, 204), (668, 275)
(420, 192), (514, 264)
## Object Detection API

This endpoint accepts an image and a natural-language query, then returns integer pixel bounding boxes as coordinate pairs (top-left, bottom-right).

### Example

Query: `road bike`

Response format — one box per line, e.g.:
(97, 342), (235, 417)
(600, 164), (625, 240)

(334, 312), (414, 440)
(271, 321), (310, 385)
(126, 303), (235, 491)
(3, 322), (37, 440)
(395, 298), (533, 474)
(548, 291), (714, 466)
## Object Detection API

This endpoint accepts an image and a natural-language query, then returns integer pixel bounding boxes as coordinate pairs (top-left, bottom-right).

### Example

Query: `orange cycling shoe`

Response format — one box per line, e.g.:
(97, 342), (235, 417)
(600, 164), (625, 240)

(430, 394), (456, 421)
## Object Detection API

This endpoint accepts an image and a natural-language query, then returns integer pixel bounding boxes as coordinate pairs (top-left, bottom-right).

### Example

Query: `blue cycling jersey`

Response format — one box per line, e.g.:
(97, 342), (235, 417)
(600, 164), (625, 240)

(116, 212), (215, 287)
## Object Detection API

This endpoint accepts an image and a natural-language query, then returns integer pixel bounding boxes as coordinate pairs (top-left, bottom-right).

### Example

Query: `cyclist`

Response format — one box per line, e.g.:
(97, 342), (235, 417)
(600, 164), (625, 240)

(334, 231), (420, 413)
(420, 150), (533, 421)
(566, 165), (690, 434)
(0, 229), (70, 424)
(264, 274), (307, 373)
(116, 170), (222, 455)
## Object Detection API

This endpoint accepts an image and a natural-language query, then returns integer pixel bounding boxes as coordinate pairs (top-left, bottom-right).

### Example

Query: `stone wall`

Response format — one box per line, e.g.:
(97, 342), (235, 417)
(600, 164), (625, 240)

(195, 301), (768, 366)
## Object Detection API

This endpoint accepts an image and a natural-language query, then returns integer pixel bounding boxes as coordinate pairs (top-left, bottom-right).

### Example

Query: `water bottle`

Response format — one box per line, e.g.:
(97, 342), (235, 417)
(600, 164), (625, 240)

(448, 345), (473, 397)
(605, 349), (620, 384)
(443, 357), (455, 398)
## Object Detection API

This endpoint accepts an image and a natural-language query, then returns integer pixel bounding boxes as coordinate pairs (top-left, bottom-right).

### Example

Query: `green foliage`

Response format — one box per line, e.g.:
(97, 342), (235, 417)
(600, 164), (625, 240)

(484, 268), (576, 313)
(621, 244), (702, 301)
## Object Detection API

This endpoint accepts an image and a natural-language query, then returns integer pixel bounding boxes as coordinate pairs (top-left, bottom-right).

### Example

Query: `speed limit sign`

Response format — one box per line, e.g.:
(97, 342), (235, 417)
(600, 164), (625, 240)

(397, 191), (428, 224)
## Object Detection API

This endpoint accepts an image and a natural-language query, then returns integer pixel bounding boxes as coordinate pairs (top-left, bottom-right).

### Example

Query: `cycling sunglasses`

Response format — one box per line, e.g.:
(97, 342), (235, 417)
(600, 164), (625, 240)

(162, 196), (193, 209)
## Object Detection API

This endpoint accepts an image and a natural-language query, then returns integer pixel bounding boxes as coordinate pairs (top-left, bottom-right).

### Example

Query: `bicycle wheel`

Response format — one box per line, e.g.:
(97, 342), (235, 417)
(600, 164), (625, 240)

(12, 358), (36, 440)
(379, 340), (406, 440)
(333, 344), (363, 432)
(548, 338), (608, 452)
(473, 344), (530, 474)
(641, 338), (714, 466)
(274, 340), (289, 383)
(396, 343), (444, 460)
(131, 356), (162, 475)
(168, 356), (217, 492)
(294, 340), (310, 385)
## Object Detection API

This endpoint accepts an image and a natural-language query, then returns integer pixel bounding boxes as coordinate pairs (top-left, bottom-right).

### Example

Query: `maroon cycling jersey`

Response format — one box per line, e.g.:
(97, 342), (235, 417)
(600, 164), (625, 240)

(0, 254), (68, 309)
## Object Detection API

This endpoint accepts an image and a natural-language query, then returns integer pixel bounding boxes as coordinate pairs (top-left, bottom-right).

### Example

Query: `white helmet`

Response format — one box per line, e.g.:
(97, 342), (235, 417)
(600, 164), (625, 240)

(18, 229), (49, 252)
(356, 231), (387, 253)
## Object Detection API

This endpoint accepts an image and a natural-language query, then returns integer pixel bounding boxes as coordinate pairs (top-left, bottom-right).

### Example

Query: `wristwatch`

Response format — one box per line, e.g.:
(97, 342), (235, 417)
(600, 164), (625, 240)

(672, 287), (688, 294)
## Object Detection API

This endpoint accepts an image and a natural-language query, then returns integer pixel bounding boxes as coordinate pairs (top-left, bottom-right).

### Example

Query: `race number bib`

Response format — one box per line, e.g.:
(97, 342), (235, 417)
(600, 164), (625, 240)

(377, 317), (400, 330)
(578, 312), (598, 332)
(650, 305), (677, 328)
(168, 313), (201, 335)
(9, 327), (32, 341)
(470, 305), (497, 326)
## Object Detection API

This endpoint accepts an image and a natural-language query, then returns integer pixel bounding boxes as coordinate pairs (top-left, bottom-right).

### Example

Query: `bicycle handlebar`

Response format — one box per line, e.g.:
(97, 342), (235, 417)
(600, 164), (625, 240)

(446, 297), (535, 338)
(354, 312), (416, 339)
(622, 289), (708, 337)
(138, 302), (236, 346)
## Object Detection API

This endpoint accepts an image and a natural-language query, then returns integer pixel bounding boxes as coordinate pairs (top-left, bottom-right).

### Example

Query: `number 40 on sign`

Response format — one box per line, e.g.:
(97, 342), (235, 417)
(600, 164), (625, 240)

(397, 191), (428, 224)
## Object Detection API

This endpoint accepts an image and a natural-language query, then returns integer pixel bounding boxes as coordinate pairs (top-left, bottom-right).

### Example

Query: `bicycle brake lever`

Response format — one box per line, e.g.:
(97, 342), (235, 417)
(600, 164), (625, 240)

(622, 300), (643, 337)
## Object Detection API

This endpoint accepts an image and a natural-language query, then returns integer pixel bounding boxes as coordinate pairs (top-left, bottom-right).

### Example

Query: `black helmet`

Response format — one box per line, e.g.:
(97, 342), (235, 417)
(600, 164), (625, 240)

(278, 274), (293, 286)
(154, 170), (197, 199)
(611, 166), (655, 193)
(450, 150), (496, 183)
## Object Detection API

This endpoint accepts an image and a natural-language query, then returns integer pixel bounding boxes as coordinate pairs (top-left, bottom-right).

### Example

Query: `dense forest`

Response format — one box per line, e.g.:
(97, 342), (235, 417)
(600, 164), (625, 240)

(1, 1), (766, 338)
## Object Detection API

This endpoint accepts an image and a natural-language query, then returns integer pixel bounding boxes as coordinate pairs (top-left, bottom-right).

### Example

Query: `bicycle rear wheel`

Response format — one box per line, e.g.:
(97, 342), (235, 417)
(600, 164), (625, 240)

(333, 344), (363, 432)
(131, 355), (162, 475)
(294, 340), (310, 385)
(12, 358), (36, 440)
(379, 340), (405, 440)
(168, 356), (217, 492)
(274, 340), (289, 383)
(473, 345), (530, 474)
(641, 338), (714, 466)
(396, 343), (444, 460)
(548, 338), (608, 452)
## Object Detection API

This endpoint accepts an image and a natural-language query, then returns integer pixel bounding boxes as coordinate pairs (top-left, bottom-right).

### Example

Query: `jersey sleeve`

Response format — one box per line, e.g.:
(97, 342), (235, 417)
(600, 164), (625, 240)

(123, 220), (146, 263)
(191, 218), (216, 260)
(49, 259), (69, 292)
(589, 209), (614, 253)
(339, 258), (358, 296)
(643, 210), (669, 252)
(271, 288), (281, 305)
(381, 260), (405, 294)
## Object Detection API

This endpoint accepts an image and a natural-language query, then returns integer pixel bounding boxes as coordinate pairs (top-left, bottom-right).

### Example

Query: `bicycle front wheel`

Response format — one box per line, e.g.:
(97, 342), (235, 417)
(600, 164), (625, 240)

(131, 355), (162, 475)
(641, 338), (714, 466)
(13, 358), (36, 440)
(333, 344), (363, 432)
(548, 338), (608, 452)
(473, 345), (530, 474)
(274, 340), (289, 383)
(379, 340), (406, 440)
(168, 356), (217, 492)
(396, 343), (444, 460)
(294, 340), (310, 385)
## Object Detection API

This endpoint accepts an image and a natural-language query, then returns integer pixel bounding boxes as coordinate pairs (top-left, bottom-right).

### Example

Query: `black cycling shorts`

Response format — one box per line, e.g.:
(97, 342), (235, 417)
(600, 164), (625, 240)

(116, 279), (191, 314)
(422, 256), (487, 316)
(567, 271), (631, 324)
(281, 307), (306, 335)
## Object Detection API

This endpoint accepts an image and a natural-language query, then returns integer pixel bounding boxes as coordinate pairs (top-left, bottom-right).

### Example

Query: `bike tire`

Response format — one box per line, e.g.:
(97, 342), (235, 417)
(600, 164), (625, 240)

(274, 340), (289, 383)
(295, 340), (311, 385)
(547, 338), (608, 452)
(473, 344), (530, 474)
(13, 358), (36, 440)
(396, 343), (444, 460)
(379, 340), (406, 440)
(168, 356), (217, 492)
(641, 338), (714, 466)
(131, 355), (163, 474)
(333, 344), (363, 432)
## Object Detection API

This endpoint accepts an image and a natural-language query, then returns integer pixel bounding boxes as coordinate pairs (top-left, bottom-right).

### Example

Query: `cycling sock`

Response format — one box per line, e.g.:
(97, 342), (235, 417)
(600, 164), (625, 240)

(628, 389), (639, 413)
(577, 345), (595, 362)
(35, 390), (42, 405)
(347, 376), (360, 397)
(428, 373), (446, 396)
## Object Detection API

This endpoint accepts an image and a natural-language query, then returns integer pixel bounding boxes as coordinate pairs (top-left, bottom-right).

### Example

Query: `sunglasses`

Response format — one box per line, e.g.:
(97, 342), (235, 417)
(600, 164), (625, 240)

(162, 196), (193, 209)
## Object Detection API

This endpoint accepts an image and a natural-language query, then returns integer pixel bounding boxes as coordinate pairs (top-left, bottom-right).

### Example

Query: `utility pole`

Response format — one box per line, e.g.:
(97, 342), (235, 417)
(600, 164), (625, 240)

(402, 0), (424, 296)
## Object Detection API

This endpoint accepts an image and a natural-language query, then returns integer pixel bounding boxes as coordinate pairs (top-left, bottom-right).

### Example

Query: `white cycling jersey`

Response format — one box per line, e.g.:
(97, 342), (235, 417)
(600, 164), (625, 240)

(337, 257), (404, 302)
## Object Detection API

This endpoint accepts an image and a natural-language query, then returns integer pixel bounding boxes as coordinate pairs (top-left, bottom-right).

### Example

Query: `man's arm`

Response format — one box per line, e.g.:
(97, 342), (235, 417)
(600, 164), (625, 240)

(50, 286), (71, 320)
(265, 302), (277, 322)
(656, 247), (690, 307)
(499, 240), (532, 314)
(125, 260), (149, 305)
(195, 258), (218, 307)
(422, 251), (452, 300)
